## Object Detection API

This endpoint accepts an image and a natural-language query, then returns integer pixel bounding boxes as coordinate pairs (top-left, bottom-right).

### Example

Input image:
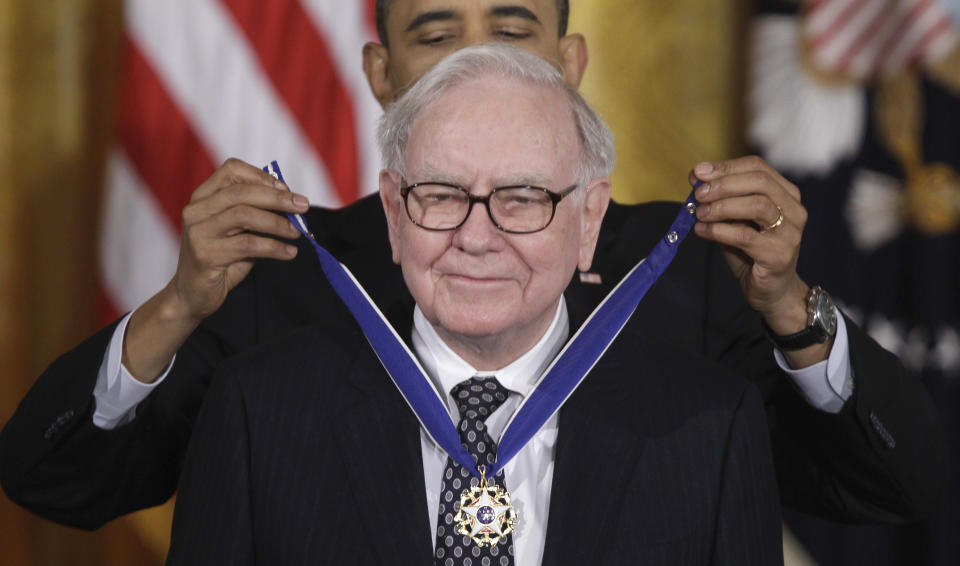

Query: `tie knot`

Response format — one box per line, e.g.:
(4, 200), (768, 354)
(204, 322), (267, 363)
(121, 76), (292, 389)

(451, 376), (510, 421)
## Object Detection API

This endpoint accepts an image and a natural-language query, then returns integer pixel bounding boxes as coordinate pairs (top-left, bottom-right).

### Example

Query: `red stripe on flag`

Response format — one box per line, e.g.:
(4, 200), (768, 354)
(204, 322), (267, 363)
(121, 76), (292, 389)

(870, 0), (931, 75)
(835, 1), (898, 72)
(222, 0), (361, 205)
(366, 0), (379, 37)
(116, 34), (218, 230)
(812, 0), (869, 49)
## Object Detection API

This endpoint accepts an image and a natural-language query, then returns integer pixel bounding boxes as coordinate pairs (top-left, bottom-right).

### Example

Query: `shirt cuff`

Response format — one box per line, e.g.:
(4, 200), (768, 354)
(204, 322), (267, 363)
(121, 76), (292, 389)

(92, 311), (175, 429)
(773, 308), (853, 414)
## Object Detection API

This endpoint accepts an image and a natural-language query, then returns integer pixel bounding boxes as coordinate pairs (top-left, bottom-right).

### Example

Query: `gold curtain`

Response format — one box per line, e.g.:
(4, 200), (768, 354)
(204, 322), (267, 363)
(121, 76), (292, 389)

(0, 1), (159, 563)
(570, 0), (748, 203)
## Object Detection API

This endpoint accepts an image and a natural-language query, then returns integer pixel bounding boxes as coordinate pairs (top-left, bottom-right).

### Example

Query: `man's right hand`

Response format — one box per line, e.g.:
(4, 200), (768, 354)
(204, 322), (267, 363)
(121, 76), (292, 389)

(173, 158), (310, 320)
(122, 159), (311, 382)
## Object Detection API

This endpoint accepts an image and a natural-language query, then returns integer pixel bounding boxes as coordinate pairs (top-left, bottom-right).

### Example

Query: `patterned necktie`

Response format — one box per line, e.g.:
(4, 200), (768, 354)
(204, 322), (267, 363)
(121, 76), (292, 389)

(435, 376), (515, 566)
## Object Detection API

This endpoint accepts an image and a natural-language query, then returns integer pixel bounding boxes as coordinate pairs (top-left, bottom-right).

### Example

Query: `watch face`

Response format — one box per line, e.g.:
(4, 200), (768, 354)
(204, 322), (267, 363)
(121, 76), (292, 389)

(815, 290), (837, 337)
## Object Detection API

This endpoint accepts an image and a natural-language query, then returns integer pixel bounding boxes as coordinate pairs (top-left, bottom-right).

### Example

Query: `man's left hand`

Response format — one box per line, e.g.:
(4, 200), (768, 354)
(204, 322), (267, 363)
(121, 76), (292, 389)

(689, 156), (829, 366)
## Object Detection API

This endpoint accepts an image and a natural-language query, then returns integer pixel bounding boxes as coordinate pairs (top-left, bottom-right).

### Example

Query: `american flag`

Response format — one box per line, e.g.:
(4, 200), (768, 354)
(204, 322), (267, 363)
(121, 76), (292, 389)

(803, 0), (959, 79)
(98, 0), (382, 323)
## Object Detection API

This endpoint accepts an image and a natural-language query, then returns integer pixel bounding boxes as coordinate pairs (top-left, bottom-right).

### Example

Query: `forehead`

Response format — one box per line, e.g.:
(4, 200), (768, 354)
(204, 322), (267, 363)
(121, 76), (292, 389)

(405, 77), (578, 182)
(386, 0), (559, 31)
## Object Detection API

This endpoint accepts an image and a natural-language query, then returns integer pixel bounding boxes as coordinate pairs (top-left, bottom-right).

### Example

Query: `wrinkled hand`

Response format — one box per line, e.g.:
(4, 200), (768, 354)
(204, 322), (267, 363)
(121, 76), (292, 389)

(690, 156), (811, 336)
(172, 158), (310, 321)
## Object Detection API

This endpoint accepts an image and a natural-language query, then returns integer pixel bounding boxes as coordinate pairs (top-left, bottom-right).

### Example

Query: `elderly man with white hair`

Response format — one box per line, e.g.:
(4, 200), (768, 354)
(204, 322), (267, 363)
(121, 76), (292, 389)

(166, 44), (782, 566)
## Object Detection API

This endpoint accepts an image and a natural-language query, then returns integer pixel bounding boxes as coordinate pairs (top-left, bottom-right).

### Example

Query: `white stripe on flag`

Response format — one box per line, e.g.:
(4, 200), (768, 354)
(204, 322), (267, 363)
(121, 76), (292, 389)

(100, 149), (180, 312)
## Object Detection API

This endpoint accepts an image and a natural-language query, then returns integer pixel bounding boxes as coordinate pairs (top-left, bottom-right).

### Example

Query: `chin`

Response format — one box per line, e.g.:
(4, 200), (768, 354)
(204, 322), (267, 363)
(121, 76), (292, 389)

(436, 307), (513, 338)
(429, 286), (520, 334)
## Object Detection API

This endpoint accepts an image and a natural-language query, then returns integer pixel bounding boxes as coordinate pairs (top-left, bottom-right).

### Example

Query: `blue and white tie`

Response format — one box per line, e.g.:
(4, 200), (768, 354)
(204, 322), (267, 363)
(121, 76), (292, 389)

(435, 377), (515, 566)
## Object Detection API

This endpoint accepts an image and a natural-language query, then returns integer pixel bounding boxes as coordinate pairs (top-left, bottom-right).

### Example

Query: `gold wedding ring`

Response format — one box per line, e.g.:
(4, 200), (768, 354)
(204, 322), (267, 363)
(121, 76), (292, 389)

(762, 205), (784, 231)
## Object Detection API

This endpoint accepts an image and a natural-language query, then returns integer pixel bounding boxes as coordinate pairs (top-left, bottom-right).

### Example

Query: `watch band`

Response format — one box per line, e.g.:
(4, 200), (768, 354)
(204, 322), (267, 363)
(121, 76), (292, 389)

(763, 286), (837, 351)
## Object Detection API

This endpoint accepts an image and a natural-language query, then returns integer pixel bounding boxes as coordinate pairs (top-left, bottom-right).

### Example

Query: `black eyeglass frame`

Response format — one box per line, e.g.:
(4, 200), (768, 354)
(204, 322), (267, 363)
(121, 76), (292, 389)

(398, 180), (578, 234)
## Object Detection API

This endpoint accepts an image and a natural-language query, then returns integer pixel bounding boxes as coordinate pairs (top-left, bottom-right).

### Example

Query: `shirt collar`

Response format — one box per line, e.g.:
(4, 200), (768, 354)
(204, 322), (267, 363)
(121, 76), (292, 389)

(412, 298), (570, 410)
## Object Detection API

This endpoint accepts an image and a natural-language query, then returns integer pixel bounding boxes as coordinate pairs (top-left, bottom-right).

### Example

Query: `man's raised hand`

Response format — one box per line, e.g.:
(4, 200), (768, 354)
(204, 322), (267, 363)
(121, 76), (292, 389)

(122, 158), (310, 382)
(689, 156), (830, 367)
(173, 158), (310, 320)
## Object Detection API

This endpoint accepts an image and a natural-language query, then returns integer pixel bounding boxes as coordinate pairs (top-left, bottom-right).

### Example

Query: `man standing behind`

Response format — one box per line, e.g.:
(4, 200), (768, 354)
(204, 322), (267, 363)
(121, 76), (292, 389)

(165, 45), (782, 566)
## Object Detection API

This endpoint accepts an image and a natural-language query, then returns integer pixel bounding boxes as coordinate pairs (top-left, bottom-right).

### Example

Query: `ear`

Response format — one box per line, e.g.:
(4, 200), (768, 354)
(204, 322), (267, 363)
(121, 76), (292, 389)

(558, 34), (588, 88)
(577, 178), (610, 272)
(363, 42), (395, 108)
(379, 170), (405, 264)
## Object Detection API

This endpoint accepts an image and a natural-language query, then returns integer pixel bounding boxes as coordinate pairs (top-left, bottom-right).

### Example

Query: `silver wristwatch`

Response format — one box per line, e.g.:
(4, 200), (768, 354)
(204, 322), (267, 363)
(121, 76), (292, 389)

(764, 286), (838, 351)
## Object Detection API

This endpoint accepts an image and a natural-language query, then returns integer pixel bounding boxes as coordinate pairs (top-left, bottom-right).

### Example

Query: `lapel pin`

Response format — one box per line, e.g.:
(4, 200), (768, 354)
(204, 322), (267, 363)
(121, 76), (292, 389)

(579, 272), (602, 285)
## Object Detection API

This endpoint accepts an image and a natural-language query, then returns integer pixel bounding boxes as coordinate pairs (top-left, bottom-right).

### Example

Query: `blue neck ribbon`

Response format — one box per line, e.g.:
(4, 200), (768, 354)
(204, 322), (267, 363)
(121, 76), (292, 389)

(265, 161), (699, 478)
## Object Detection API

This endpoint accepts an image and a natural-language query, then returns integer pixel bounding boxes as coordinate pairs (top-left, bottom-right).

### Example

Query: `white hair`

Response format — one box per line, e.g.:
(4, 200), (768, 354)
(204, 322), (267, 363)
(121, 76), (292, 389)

(377, 44), (615, 191)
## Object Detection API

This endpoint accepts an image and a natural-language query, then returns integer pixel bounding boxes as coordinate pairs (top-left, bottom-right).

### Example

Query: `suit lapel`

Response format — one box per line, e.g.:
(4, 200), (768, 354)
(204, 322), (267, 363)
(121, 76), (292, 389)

(541, 203), (676, 565)
(540, 360), (642, 566)
(333, 339), (434, 565)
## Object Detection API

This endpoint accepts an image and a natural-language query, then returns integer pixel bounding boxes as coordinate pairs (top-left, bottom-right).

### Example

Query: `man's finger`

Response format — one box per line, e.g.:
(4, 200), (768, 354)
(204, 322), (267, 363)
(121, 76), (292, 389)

(186, 182), (309, 224)
(203, 204), (303, 239)
(204, 181), (309, 215)
(695, 194), (791, 229)
(212, 232), (300, 264)
(692, 156), (801, 201)
(694, 219), (800, 268)
(695, 169), (794, 203)
(191, 158), (287, 202)
(694, 155), (775, 179)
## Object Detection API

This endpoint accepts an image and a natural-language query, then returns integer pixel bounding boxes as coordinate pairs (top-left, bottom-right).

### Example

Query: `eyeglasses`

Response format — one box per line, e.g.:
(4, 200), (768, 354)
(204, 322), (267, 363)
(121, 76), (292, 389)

(399, 180), (578, 234)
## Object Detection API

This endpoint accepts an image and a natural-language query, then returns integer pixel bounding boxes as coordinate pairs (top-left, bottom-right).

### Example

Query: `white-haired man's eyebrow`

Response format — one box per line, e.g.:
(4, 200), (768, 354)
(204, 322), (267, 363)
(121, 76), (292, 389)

(405, 165), (470, 186)
(406, 164), (555, 189)
(491, 173), (554, 188)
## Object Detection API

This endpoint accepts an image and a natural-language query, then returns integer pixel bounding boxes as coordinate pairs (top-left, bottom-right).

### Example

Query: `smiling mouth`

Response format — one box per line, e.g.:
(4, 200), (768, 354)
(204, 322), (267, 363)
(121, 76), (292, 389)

(444, 274), (511, 284)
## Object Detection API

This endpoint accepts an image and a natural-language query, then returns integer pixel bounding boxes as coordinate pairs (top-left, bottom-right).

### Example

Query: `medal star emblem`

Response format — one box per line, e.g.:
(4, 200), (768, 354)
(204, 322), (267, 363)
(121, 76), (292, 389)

(454, 476), (518, 547)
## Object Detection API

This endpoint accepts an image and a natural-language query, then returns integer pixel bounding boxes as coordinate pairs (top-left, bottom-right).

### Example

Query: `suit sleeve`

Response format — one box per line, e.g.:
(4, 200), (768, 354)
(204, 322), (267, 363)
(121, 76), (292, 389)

(769, 314), (948, 524)
(702, 241), (947, 523)
(166, 364), (254, 566)
(0, 200), (385, 530)
(0, 322), (124, 528)
(0, 286), (254, 529)
(712, 384), (784, 566)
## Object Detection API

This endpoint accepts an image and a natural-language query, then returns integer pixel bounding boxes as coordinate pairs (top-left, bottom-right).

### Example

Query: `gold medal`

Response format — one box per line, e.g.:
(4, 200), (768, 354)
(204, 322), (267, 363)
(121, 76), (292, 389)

(454, 465), (518, 547)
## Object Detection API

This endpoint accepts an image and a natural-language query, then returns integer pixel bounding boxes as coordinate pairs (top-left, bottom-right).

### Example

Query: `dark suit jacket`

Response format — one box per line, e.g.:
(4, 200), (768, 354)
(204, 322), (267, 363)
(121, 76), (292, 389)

(0, 198), (947, 529)
(164, 305), (784, 565)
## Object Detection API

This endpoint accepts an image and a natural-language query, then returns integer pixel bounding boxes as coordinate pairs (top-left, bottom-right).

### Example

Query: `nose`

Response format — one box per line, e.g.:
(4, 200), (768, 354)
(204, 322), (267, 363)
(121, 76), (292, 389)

(451, 197), (501, 253)
(461, 17), (488, 48)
